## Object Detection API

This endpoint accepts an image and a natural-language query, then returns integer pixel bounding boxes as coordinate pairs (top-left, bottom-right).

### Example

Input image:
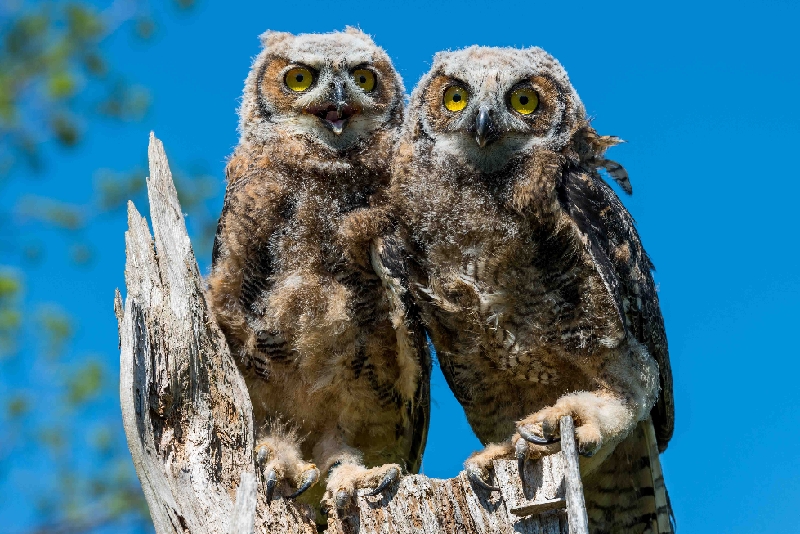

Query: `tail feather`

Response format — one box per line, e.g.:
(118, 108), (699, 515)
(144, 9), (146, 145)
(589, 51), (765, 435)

(582, 418), (674, 534)
(643, 416), (675, 533)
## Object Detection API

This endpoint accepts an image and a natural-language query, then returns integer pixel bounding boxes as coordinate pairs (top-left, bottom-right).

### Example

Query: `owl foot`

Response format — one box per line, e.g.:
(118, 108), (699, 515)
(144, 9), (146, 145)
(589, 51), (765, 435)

(517, 392), (631, 458)
(323, 463), (401, 510)
(512, 435), (562, 485)
(463, 442), (516, 492)
(255, 438), (320, 501)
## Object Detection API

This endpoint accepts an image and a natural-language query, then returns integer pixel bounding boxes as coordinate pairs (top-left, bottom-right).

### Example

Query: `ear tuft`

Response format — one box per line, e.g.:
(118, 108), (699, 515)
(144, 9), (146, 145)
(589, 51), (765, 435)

(344, 26), (375, 46)
(259, 30), (293, 48)
(344, 26), (365, 36)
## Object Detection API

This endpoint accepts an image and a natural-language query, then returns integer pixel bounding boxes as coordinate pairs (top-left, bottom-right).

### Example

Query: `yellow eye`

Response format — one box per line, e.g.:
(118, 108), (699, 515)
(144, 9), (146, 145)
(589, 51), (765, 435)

(509, 88), (539, 115)
(284, 67), (314, 92)
(352, 69), (376, 92)
(443, 86), (468, 112)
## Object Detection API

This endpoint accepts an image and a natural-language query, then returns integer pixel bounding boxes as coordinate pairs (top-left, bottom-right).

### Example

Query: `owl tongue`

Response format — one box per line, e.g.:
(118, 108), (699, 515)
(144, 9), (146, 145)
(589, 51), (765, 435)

(324, 111), (347, 134)
(306, 103), (356, 134)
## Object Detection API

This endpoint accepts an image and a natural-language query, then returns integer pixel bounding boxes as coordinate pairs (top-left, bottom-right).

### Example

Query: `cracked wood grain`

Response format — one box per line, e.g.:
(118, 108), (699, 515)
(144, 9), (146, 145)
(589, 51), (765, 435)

(118, 133), (316, 534)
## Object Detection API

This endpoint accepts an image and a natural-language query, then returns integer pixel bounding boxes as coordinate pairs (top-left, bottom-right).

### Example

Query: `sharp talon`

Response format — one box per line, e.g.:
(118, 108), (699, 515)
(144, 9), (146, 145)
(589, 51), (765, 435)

(518, 426), (560, 445)
(515, 438), (527, 484)
(256, 447), (268, 466)
(466, 467), (500, 492)
(335, 489), (350, 510)
(265, 468), (278, 501)
(367, 467), (399, 496)
(289, 467), (319, 498)
(541, 419), (558, 440)
(580, 447), (596, 458)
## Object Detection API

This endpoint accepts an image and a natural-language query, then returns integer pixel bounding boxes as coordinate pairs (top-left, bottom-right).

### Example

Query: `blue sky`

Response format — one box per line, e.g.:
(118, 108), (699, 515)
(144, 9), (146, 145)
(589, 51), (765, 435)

(3, 0), (800, 532)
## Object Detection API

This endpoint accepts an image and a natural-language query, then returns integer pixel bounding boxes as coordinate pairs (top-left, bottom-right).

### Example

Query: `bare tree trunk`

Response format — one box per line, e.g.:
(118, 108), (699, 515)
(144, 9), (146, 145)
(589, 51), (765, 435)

(117, 134), (581, 534)
(117, 133), (316, 534)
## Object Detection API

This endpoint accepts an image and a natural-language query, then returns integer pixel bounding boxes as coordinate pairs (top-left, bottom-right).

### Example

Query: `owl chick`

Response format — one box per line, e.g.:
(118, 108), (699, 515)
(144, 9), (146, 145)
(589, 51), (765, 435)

(207, 28), (430, 518)
(392, 46), (674, 533)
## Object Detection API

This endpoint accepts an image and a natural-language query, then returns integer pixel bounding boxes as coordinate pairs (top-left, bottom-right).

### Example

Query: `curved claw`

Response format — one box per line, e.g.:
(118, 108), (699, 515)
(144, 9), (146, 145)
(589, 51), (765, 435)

(367, 467), (400, 496)
(264, 468), (278, 501)
(256, 447), (269, 466)
(518, 426), (561, 445)
(335, 489), (350, 510)
(466, 465), (500, 492)
(515, 438), (528, 484)
(289, 467), (319, 498)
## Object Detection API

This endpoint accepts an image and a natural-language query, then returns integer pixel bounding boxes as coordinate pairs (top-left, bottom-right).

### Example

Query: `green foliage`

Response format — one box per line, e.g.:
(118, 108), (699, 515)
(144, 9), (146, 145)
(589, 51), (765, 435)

(6, 393), (30, 419)
(0, 0), (192, 176)
(1, 2), (107, 171)
(16, 196), (85, 231)
(0, 1), (209, 533)
(0, 270), (22, 357)
(37, 304), (74, 359)
(66, 359), (103, 404)
(94, 167), (147, 211)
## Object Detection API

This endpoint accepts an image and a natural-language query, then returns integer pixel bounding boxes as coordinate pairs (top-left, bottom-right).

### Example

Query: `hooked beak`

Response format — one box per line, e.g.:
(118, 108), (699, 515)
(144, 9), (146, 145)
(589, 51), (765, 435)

(333, 82), (346, 114)
(304, 80), (360, 135)
(475, 106), (494, 147)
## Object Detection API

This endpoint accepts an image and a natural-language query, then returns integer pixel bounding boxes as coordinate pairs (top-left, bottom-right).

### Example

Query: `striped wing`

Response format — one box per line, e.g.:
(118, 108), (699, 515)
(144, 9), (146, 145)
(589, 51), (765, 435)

(371, 235), (432, 473)
(559, 166), (674, 450)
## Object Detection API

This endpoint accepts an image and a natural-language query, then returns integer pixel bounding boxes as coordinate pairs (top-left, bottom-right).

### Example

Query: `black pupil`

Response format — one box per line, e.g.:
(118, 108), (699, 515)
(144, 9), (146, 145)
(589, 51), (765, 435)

(453, 93), (462, 102)
(519, 95), (529, 105)
(359, 75), (367, 83)
(295, 74), (304, 83)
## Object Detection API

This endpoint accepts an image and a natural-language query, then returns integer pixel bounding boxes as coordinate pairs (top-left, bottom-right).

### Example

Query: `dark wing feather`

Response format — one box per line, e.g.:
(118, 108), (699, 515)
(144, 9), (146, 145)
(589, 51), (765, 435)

(210, 176), (290, 376)
(559, 166), (674, 450)
(371, 235), (431, 473)
(210, 191), (230, 267)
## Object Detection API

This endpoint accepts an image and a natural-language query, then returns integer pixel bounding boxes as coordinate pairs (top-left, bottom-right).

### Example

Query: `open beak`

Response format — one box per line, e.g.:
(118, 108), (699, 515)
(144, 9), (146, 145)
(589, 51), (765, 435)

(305, 80), (360, 135)
(475, 106), (495, 147)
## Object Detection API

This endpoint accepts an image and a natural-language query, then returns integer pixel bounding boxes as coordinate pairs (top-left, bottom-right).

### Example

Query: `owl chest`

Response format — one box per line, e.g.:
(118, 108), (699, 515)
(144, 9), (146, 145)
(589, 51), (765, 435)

(241, 200), (395, 367)
(425, 221), (620, 369)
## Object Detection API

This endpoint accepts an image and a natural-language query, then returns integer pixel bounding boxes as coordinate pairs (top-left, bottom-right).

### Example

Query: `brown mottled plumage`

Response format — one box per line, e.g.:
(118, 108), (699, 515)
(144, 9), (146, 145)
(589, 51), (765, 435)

(207, 28), (430, 520)
(393, 46), (674, 533)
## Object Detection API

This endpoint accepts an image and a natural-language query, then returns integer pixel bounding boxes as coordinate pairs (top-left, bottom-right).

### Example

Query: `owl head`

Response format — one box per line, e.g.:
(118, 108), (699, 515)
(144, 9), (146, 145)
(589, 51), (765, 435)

(407, 46), (598, 174)
(238, 28), (404, 157)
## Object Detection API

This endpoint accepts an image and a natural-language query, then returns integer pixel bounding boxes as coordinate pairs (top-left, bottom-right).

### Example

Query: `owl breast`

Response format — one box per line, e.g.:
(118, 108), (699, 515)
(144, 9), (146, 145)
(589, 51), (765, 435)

(421, 201), (623, 360)
(411, 178), (625, 442)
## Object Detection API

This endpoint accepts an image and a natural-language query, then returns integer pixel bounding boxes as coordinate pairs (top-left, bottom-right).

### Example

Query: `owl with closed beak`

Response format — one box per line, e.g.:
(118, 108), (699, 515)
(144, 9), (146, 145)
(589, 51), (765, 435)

(207, 28), (430, 521)
(392, 46), (675, 533)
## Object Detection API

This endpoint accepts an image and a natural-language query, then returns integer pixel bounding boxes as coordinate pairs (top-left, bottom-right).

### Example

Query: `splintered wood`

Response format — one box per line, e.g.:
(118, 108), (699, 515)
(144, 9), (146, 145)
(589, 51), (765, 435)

(327, 457), (569, 534)
(118, 133), (316, 534)
(118, 134), (583, 534)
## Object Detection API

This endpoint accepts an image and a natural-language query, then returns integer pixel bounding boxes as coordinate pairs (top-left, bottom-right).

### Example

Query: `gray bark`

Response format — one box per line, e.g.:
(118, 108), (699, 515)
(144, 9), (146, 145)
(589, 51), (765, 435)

(117, 133), (316, 534)
(118, 134), (585, 534)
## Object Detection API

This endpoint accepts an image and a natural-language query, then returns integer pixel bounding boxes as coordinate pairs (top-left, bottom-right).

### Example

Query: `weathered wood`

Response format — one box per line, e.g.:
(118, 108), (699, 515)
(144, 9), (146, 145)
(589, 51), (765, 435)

(119, 134), (580, 534)
(117, 133), (316, 534)
(327, 457), (569, 533)
(509, 499), (566, 517)
(560, 416), (589, 534)
(229, 473), (257, 534)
